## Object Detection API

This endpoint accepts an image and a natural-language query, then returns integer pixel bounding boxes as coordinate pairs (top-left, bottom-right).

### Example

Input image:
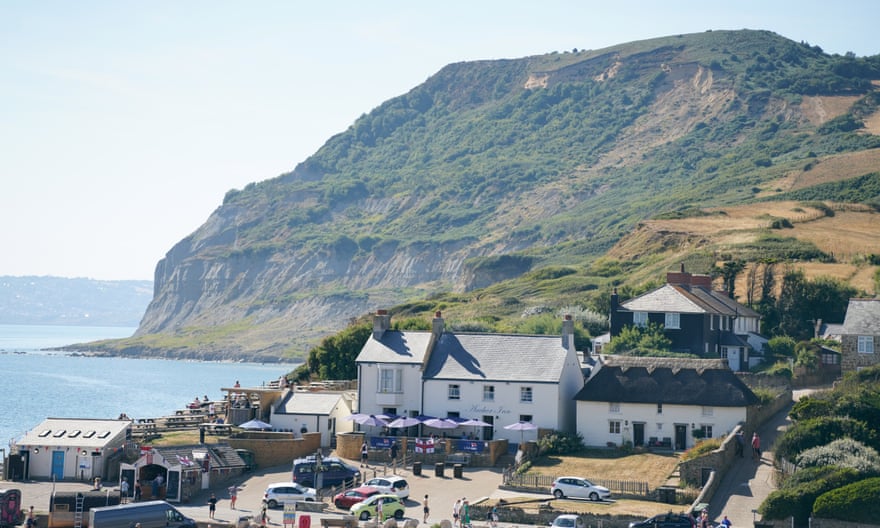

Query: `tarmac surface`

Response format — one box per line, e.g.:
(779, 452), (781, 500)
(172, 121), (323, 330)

(5, 393), (804, 528)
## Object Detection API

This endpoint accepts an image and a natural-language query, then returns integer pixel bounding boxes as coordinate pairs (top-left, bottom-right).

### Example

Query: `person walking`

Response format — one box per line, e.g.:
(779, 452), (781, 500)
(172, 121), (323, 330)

(25, 506), (35, 528)
(452, 498), (462, 528)
(376, 497), (384, 522)
(422, 494), (429, 523)
(133, 480), (142, 502)
(228, 485), (239, 509)
(751, 432), (761, 461)
(361, 441), (369, 467)
(120, 477), (130, 503)
(208, 493), (217, 519)
(488, 506), (499, 528)
(735, 431), (744, 458)
(462, 499), (471, 528)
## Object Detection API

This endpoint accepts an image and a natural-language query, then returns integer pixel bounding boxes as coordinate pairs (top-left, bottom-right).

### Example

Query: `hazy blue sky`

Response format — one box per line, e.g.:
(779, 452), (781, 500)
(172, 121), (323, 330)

(3, 1), (878, 281)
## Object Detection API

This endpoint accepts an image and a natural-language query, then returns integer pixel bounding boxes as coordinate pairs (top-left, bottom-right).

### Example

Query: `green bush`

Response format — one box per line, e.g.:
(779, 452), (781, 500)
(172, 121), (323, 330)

(812, 477), (880, 522)
(795, 437), (880, 473)
(774, 416), (878, 462)
(537, 430), (585, 455)
(759, 467), (861, 522)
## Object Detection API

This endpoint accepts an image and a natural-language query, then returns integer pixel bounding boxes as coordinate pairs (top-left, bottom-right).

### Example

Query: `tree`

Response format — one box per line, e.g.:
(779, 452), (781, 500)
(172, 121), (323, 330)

(605, 322), (672, 355)
(306, 323), (372, 380)
(714, 260), (745, 298)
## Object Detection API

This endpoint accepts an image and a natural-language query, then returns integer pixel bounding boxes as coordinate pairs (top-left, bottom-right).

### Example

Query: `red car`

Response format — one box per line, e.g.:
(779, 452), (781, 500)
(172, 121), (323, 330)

(333, 486), (381, 509)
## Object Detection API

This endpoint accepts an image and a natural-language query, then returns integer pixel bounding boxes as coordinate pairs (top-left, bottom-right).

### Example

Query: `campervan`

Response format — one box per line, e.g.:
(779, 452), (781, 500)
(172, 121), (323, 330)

(88, 501), (195, 528)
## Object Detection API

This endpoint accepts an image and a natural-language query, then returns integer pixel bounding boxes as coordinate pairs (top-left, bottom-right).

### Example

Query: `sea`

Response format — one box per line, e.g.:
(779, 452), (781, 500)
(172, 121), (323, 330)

(0, 324), (301, 449)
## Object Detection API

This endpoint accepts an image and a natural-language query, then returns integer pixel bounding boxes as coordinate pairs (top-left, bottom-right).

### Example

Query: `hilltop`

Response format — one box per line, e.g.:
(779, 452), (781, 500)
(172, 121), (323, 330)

(81, 29), (880, 361)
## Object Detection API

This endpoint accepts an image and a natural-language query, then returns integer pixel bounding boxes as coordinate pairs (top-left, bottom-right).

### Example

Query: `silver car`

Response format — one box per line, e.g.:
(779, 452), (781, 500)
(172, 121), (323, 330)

(263, 481), (317, 508)
(550, 477), (611, 501)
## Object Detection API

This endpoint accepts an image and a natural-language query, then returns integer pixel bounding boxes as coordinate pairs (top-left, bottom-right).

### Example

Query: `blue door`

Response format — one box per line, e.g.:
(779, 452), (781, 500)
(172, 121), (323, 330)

(51, 451), (65, 480)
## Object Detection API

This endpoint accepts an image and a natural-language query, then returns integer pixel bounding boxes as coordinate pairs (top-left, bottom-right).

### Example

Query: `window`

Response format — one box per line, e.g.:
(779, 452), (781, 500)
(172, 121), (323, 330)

(710, 315), (715, 330)
(657, 403), (663, 414)
(609, 421), (621, 434)
(379, 367), (402, 393)
(633, 312), (648, 327)
(448, 384), (460, 400)
(519, 414), (533, 423)
(665, 313), (680, 329)
(609, 402), (620, 413)
(701, 406), (714, 417)
(483, 385), (495, 402)
(700, 425), (714, 438)
(858, 336), (875, 354)
(520, 386), (533, 403)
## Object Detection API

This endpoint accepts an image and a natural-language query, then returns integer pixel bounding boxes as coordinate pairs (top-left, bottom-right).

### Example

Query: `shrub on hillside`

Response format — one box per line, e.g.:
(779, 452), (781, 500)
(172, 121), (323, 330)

(774, 416), (877, 462)
(795, 438), (880, 473)
(789, 396), (835, 422)
(759, 467), (861, 523)
(812, 477), (880, 522)
(537, 430), (585, 455)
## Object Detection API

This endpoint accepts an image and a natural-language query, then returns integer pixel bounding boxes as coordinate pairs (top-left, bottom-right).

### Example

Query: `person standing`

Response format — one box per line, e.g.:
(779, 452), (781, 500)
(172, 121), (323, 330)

(488, 506), (499, 528)
(228, 485), (239, 509)
(735, 430), (744, 458)
(133, 480), (142, 502)
(462, 499), (470, 528)
(25, 506), (35, 528)
(390, 440), (399, 462)
(422, 494), (429, 524)
(751, 432), (762, 461)
(720, 515), (732, 528)
(699, 510), (710, 528)
(361, 441), (369, 467)
(120, 478), (130, 503)
(376, 497), (384, 522)
(452, 498), (462, 528)
(208, 493), (217, 519)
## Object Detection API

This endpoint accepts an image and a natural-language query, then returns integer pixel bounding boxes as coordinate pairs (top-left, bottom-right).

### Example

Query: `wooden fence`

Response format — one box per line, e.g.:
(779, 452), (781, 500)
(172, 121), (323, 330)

(502, 470), (650, 497)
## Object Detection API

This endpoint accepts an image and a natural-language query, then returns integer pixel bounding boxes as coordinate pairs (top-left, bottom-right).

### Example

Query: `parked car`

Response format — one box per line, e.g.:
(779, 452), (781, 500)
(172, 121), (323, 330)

(628, 513), (696, 528)
(551, 515), (586, 528)
(349, 494), (406, 521)
(333, 486), (381, 509)
(363, 476), (410, 499)
(550, 477), (611, 501)
(262, 482), (317, 508)
(291, 456), (360, 488)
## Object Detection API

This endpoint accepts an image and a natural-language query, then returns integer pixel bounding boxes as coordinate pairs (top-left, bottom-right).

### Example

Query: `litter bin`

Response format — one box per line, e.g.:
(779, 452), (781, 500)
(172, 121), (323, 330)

(413, 461), (422, 476)
(298, 514), (311, 528)
(453, 464), (463, 478)
(434, 462), (445, 477)
(658, 486), (676, 504)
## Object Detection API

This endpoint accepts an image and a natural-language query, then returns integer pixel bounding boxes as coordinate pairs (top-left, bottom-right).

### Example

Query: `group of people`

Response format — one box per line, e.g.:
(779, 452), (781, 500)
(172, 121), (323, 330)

(733, 430), (762, 461)
(698, 509), (732, 528)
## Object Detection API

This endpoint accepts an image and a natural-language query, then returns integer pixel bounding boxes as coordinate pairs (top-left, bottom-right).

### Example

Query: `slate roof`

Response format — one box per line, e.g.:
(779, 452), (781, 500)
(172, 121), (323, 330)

(574, 358), (758, 407)
(152, 443), (246, 469)
(356, 331), (432, 364)
(842, 299), (880, 335)
(622, 284), (760, 318)
(18, 418), (130, 447)
(423, 332), (570, 383)
(274, 391), (345, 415)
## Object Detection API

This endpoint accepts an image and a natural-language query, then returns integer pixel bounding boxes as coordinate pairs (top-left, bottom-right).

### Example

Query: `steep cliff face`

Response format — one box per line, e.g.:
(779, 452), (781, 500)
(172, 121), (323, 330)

(115, 30), (880, 361)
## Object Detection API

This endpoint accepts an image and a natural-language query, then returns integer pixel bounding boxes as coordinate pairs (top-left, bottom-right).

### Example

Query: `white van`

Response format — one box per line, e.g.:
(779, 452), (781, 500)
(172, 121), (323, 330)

(88, 501), (196, 528)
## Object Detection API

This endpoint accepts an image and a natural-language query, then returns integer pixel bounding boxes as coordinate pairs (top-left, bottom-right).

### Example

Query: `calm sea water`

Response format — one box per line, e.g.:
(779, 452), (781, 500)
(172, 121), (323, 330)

(0, 324), (301, 448)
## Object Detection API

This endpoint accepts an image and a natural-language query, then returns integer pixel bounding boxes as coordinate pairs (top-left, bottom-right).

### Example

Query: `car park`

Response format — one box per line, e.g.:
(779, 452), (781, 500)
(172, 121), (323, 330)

(333, 486), (381, 509)
(550, 476), (611, 501)
(363, 475), (410, 499)
(628, 513), (696, 528)
(262, 482), (317, 508)
(550, 514), (586, 528)
(349, 494), (406, 521)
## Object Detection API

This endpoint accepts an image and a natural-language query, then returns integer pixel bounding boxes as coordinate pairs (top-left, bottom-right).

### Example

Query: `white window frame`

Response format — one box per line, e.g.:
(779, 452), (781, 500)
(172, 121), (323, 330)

(378, 367), (402, 393)
(448, 384), (460, 400)
(701, 406), (714, 417)
(633, 312), (648, 328)
(483, 385), (495, 402)
(858, 336), (875, 354)
(665, 312), (680, 329)
(609, 402), (621, 413)
(609, 421), (621, 434)
(520, 386), (533, 403)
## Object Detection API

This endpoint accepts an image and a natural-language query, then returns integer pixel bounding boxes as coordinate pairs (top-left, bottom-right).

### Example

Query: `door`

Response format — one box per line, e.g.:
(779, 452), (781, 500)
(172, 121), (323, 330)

(632, 423), (645, 446)
(483, 416), (494, 441)
(674, 424), (688, 451)
(726, 346), (741, 371)
(51, 450), (65, 480)
(167, 469), (181, 501)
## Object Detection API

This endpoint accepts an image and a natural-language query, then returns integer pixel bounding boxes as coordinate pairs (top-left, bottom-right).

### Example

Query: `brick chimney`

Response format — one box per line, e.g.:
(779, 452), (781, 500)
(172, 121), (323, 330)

(373, 309), (391, 340)
(666, 263), (711, 288)
(562, 314), (575, 353)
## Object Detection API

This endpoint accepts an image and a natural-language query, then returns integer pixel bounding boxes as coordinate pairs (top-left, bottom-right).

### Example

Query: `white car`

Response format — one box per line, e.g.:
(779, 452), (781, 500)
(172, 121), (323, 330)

(363, 476), (410, 499)
(551, 515), (586, 528)
(550, 477), (611, 501)
(263, 481), (317, 508)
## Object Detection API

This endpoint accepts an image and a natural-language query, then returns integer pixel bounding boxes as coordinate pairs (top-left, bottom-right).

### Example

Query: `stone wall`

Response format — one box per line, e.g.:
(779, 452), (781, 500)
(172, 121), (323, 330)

(335, 433), (509, 467)
(227, 431), (321, 468)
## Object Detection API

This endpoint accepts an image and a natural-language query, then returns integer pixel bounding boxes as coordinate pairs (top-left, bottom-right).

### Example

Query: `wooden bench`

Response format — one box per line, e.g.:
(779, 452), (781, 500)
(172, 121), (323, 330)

(203, 424), (232, 435)
(320, 516), (357, 528)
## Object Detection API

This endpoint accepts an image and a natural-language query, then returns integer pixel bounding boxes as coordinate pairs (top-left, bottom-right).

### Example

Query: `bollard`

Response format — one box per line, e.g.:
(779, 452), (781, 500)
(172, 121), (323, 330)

(413, 461), (422, 476)
(434, 462), (444, 477)
(453, 464), (463, 478)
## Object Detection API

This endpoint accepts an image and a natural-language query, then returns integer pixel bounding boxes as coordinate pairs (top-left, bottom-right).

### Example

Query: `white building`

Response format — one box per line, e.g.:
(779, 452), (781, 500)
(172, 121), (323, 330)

(14, 418), (130, 481)
(356, 310), (585, 445)
(270, 390), (356, 446)
(575, 357), (758, 450)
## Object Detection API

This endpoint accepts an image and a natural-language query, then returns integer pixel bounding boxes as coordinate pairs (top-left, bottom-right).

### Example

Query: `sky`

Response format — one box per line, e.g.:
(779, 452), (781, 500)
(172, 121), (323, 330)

(3, 1), (879, 281)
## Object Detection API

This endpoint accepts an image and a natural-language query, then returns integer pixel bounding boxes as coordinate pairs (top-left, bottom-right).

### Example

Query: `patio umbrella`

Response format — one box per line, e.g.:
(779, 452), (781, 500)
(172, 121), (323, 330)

(422, 418), (459, 429)
(460, 418), (493, 427)
(238, 419), (273, 430)
(353, 414), (389, 427)
(387, 416), (421, 428)
(413, 414), (436, 422)
(504, 420), (538, 445)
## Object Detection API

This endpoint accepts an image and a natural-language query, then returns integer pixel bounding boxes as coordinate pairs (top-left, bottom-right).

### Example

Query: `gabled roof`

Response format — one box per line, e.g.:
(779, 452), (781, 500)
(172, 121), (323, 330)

(575, 358), (757, 407)
(355, 331), (432, 364)
(622, 284), (760, 318)
(17, 418), (129, 447)
(842, 299), (880, 335)
(423, 332), (571, 383)
(151, 444), (245, 469)
(274, 391), (348, 415)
